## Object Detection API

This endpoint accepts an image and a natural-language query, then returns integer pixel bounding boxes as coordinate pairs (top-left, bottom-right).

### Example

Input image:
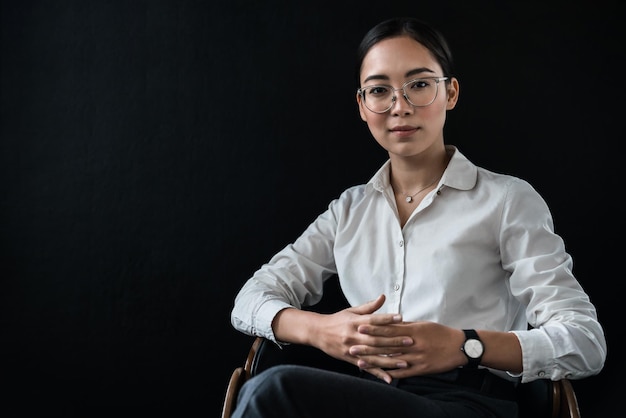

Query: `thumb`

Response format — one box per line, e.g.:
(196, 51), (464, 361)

(349, 294), (386, 315)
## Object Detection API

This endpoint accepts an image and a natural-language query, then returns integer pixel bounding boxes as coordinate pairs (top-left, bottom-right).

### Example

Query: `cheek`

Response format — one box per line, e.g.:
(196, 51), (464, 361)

(363, 113), (388, 131)
(359, 103), (386, 126)
(423, 98), (450, 121)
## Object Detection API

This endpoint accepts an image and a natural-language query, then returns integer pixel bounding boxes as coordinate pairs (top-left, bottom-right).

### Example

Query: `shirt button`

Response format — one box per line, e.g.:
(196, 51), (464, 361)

(538, 371), (546, 378)
(399, 240), (404, 247)
(393, 283), (400, 292)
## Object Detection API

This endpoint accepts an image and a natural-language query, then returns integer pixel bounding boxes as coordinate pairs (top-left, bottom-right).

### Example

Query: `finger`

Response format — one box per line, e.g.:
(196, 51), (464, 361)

(358, 324), (414, 341)
(386, 367), (421, 380)
(350, 337), (412, 354)
(366, 313), (403, 325)
(348, 294), (386, 315)
(363, 367), (393, 384)
(358, 357), (408, 373)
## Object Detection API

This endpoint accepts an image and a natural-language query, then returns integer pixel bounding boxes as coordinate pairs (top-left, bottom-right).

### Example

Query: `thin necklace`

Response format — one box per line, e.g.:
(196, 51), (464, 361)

(395, 177), (440, 203)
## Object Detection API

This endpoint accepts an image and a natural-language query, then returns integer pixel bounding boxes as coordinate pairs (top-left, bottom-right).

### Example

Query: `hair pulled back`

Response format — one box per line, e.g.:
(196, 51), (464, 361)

(356, 17), (455, 85)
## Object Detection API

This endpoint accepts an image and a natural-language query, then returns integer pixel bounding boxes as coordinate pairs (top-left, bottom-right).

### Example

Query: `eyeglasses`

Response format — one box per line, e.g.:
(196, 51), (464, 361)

(357, 76), (449, 113)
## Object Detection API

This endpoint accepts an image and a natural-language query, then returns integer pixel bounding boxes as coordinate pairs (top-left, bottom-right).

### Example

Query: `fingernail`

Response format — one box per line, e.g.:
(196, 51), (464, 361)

(403, 338), (413, 345)
(392, 314), (402, 322)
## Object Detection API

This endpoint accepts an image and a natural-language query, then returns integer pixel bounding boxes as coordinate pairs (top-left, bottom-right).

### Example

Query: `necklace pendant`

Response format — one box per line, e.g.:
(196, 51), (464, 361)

(405, 196), (412, 203)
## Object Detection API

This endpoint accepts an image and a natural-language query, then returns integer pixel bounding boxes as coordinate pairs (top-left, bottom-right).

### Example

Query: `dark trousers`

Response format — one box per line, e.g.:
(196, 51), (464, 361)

(232, 364), (519, 418)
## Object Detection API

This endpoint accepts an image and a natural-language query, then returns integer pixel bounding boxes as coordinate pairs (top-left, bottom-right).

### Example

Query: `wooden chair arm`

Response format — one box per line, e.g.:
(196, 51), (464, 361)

(553, 379), (580, 418)
(221, 337), (263, 418)
(221, 366), (245, 418)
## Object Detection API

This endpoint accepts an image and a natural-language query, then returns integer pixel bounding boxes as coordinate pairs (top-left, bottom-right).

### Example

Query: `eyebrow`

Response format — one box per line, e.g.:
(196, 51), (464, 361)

(362, 67), (436, 84)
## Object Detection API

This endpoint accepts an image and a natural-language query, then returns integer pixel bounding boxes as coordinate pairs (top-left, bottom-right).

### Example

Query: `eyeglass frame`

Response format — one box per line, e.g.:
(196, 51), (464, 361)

(357, 76), (449, 113)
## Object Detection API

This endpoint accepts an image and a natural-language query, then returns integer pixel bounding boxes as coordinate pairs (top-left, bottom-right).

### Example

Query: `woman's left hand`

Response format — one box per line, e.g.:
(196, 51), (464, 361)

(349, 321), (466, 380)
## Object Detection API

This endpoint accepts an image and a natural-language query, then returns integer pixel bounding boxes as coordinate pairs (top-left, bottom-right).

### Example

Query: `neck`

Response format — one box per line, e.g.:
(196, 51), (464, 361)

(389, 149), (450, 193)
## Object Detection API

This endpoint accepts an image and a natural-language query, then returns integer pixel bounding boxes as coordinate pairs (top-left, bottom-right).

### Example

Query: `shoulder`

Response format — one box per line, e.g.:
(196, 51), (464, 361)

(472, 166), (553, 225)
(476, 166), (542, 198)
(476, 166), (533, 190)
(450, 147), (539, 194)
(331, 183), (371, 209)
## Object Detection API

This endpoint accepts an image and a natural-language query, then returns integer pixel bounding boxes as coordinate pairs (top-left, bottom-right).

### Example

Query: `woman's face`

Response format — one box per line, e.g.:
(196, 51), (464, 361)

(357, 35), (459, 159)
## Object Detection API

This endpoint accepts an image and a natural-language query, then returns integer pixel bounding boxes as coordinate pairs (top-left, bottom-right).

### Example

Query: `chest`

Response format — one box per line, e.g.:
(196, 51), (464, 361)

(395, 190), (431, 227)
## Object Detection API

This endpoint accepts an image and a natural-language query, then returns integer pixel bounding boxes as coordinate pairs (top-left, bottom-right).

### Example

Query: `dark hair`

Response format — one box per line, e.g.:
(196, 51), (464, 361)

(356, 17), (455, 85)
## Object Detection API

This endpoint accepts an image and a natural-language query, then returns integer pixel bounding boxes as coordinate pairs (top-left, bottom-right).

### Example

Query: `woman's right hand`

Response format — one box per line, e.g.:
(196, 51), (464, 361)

(307, 294), (414, 383)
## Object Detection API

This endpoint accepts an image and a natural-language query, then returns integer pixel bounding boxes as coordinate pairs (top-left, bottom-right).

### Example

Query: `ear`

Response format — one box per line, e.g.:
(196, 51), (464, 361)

(446, 77), (460, 110)
(356, 92), (368, 121)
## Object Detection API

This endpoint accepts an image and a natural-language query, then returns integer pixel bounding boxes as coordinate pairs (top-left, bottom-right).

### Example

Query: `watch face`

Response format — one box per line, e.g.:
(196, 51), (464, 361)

(464, 339), (484, 358)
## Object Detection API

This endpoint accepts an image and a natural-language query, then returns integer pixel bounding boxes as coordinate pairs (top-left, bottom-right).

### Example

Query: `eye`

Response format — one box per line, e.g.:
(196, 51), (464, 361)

(407, 79), (430, 90)
(366, 86), (390, 96)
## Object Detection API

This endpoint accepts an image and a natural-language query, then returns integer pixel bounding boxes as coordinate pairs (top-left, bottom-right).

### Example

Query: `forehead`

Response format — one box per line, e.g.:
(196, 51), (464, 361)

(360, 36), (441, 82)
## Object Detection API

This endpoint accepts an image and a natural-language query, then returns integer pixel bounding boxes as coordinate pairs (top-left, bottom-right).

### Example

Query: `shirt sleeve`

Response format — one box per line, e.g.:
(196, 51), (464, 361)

(500, 178), (607, 382)
(230, 200), (340, 344)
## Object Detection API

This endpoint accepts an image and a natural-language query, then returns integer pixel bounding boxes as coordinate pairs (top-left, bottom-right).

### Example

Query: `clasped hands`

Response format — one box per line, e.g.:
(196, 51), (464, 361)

(316, 294), (465, 384)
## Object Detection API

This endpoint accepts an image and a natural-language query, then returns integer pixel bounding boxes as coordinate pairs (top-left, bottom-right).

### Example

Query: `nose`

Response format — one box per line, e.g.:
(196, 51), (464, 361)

(390, 90), (414, 115)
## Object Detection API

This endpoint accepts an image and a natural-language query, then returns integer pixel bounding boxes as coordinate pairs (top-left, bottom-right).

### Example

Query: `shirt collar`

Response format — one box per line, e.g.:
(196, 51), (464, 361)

(368, 145), (478, 194)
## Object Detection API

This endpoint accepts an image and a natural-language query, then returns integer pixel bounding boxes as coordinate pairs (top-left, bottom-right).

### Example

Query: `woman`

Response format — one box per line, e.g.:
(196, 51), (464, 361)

(230, 17), (606, 417)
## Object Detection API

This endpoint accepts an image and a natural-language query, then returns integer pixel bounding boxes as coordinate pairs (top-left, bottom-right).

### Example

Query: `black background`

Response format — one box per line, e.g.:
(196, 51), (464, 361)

(2, 1), (623, 416)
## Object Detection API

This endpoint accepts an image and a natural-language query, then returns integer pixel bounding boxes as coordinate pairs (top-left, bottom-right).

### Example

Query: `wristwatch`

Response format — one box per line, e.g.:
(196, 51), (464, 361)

(461, 329), (484, 368)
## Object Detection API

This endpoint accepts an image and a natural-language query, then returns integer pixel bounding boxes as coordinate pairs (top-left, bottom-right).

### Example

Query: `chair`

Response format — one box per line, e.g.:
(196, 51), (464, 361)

(221, 336), (581, 418)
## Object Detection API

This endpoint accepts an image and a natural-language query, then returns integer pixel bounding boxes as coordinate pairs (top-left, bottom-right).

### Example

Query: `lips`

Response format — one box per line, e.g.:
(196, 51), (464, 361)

(390, 126), (419, 135)
(390, 126), (417, 132)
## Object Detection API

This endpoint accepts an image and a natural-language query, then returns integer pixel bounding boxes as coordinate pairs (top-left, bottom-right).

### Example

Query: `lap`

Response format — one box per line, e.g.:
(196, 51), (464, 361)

(232, 364), (518, 418)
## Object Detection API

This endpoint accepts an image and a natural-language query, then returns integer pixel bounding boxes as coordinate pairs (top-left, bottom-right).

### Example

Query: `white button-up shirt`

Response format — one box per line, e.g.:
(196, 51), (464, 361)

(231, 146), (606, 383)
